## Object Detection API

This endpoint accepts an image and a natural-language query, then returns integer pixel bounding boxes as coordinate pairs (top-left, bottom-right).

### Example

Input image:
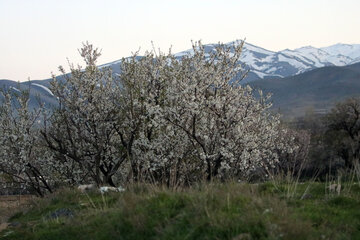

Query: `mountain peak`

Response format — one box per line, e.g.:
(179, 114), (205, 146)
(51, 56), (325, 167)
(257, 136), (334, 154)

(175, 41), (360, 81)
(296, 45), (316, 50)
(3, 41), (360, 84)
(320, 43), (360, 60)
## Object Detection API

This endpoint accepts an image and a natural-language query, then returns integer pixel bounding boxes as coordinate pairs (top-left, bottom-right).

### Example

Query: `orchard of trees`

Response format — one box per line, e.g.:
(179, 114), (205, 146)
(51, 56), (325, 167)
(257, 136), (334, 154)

(2, 41), (355, 196)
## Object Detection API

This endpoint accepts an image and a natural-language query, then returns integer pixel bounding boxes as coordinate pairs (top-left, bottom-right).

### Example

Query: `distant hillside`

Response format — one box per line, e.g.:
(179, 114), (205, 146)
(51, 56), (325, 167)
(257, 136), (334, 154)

(2, 44), (360, 118)
(250, 62), (360, 117)
(2, 62), (360, 117)
(0, 79), (57, 110)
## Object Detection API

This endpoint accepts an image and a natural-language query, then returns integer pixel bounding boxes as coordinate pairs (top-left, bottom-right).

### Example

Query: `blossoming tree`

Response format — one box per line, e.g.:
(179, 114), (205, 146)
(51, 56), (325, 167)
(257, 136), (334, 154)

(1, 41), (297, 191)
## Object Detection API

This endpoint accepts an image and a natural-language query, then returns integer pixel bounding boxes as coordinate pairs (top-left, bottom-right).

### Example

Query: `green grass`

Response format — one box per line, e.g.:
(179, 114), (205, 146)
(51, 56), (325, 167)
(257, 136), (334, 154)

(1, 182), (360, 240)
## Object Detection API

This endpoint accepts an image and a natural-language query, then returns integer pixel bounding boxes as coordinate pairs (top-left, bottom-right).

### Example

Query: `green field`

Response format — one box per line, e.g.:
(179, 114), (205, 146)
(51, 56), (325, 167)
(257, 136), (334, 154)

(1, 182), (360, 240)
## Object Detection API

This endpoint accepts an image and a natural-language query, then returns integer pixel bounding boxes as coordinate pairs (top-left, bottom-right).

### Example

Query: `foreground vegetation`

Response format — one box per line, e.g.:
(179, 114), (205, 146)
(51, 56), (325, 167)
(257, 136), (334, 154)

(1, 181), (360, 240)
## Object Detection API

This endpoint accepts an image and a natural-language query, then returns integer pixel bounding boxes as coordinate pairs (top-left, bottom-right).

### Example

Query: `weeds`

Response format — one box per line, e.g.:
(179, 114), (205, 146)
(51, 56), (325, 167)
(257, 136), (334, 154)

(1, 182), (360, 240)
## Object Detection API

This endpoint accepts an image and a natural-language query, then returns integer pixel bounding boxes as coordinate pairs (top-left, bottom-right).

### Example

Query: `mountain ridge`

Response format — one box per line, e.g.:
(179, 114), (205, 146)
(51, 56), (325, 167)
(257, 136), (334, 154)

(249, 62), (360, 117)
(1, 41), (360, 117)
(173, 41), (360, 81)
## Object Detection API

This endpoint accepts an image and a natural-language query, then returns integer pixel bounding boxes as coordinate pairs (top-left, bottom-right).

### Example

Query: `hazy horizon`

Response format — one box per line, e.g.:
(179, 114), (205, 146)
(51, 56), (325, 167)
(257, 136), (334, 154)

(1, 0), (360, 82)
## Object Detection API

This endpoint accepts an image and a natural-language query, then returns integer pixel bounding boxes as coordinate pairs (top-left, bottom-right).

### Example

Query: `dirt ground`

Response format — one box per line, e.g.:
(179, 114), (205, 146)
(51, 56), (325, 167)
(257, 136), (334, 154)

(0, 195), (36, 231)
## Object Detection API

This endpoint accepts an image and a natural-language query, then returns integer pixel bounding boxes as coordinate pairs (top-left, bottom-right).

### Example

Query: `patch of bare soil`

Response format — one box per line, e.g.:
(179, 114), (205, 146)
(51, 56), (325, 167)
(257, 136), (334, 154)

(0, 223), (8, 232)
(0, 195), (36, 232)
(0, 195), (35, 209)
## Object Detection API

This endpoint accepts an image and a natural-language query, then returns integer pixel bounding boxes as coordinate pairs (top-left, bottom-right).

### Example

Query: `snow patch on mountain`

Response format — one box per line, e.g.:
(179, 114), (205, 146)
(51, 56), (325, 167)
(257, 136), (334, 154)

(321, 43), (360, 59)
(350, 56), (360, 64)
(31, 83), (54, 96)
(277, 54), (308, 73)
(10, 86), (20, 92)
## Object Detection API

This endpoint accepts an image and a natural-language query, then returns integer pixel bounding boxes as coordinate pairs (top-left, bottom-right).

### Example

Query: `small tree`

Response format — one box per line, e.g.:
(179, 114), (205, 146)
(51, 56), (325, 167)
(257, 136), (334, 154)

(117, 41), (294, 182)
(324, 97), (360, 168)
(116, 50), (198, 185)
(0, 88), (53, 196)
(42, 42), (126, 186)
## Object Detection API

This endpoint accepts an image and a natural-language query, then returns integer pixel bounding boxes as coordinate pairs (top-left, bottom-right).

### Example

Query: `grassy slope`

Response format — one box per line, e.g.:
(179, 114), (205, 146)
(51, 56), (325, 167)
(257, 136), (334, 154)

(1, 182), (360, 240)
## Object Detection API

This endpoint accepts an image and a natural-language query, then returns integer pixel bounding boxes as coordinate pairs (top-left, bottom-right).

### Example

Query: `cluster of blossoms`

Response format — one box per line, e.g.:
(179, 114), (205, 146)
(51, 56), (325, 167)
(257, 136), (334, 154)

(119, 41), (294, 183)
(0, 41), (300, 194)
(0, 89), (53, 196)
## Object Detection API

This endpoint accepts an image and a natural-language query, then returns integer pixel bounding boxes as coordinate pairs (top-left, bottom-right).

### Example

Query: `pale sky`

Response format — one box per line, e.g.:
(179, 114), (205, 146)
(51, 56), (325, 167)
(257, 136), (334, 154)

(1, 0), (360, 81)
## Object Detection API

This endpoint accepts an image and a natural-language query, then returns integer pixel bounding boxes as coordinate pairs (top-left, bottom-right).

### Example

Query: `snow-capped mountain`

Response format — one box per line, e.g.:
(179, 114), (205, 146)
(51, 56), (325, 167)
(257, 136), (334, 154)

(174, 41), (360, 81)
(2, 41), (360, 116)
(2, 41), (360, 104)
(97, 42), (360, 82)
